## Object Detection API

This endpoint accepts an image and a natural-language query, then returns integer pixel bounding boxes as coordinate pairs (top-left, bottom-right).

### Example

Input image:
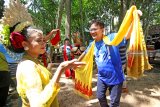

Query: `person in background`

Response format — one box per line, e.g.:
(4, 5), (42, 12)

(119, 44), (129, 93)
(61, 38), (74, 61)
(72, 32), (82, 47)
(9, 26), (85, 107)
(154, 37), (160, 60)
(154, 37), (160, 50)
(71, 32), (86, 56)
(60, 38), (75, 78)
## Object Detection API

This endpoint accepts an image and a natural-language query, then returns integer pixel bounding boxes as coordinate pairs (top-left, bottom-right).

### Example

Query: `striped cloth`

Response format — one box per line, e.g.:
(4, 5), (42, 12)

(8, 63), (18, 78)
(119, 45), (127, 66)
(8, 63), (18, 90)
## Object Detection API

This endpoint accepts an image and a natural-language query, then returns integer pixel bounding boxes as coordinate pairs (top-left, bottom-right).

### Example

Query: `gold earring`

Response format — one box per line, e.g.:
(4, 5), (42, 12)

(24, 47), (29, 50)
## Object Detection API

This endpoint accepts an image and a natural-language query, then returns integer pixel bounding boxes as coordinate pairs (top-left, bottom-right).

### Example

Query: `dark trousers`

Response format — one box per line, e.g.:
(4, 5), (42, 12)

(0, 71), (10, 107)
(96, 78), (123, 107)
(0, 86), (9, 107)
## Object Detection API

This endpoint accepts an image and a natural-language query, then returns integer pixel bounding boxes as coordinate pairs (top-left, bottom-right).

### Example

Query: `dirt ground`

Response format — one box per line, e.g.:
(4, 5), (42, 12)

(6, 62), (160, 107)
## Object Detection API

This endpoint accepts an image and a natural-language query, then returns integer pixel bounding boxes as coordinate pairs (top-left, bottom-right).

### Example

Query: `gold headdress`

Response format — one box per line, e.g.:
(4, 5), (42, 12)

(1, 0), (33, 28)
(0, 0), (33, 45)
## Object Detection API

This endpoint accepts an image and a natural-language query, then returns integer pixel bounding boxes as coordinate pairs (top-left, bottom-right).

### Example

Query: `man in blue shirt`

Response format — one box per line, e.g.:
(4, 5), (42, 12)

(78, 20), (128, 107)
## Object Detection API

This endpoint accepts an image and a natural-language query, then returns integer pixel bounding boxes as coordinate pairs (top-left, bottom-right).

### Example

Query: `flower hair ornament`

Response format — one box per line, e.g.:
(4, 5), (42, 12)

(0, 0), (33, 52)
(10, 32), (26, 52)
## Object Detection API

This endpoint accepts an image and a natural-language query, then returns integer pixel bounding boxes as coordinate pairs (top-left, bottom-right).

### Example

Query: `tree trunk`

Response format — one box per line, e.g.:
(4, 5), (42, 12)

(118, 0), (127, 29)
(65, 0), (71, 39)
(111, 16), (114, 32)
(0, 0), (4, 18)
(80, 0), (85, 45)
(143, 2), (151, 41)
(56, 0), (66, 29)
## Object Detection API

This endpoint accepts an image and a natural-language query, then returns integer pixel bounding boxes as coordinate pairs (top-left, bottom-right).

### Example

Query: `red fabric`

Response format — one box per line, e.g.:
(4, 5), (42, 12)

(63, 45), (68, 61)
(65, 69), (75, 78)
(63, 45), (75, 78)
(42, 53), (47, 67)
(70, 45), (74, 59)
(65, 69), (71, 78)
(63, 45), (74, 61)
(50, 30), (61, 46)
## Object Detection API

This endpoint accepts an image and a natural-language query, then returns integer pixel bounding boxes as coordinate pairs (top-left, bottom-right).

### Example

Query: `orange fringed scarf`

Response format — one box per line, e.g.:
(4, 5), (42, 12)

(75, 5), (152, 99)
(126, 10), (152, 78)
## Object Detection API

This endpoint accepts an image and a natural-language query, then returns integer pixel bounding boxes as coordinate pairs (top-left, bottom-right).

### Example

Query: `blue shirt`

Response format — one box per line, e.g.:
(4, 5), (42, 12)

(61, 45), (72, 54)
(85, 33), (126, 85)
(0, 43), (17, 63)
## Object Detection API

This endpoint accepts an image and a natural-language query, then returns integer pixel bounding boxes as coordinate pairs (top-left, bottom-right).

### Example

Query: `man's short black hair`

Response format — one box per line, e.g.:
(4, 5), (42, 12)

(64, 38), (70, 42)
(89, 19), (105, 28)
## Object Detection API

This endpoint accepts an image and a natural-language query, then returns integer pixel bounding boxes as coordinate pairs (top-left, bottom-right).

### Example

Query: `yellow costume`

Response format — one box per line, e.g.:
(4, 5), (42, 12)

(0, 1), (61, 106)
(16, 54), (60, 107)
(75, 5), (152, 98)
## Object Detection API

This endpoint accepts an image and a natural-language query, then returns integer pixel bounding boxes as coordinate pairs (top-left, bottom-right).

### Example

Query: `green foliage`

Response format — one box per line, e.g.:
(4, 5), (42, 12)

(19, 0), (159, 42)
(21, 0), (59, 34)
(0, 24), (10, 45)
(0, 0), (4, 18)
(71, 0), (122, 32)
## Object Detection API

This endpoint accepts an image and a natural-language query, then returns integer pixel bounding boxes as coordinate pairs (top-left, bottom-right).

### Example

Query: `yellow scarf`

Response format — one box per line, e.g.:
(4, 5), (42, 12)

(75, 5), (152, 99)
(74, 41), (95, 99)
(126, 11), (152, 78)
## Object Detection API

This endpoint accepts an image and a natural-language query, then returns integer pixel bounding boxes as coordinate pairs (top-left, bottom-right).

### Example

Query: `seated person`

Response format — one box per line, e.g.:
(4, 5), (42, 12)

(71, 32), (86, 56)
